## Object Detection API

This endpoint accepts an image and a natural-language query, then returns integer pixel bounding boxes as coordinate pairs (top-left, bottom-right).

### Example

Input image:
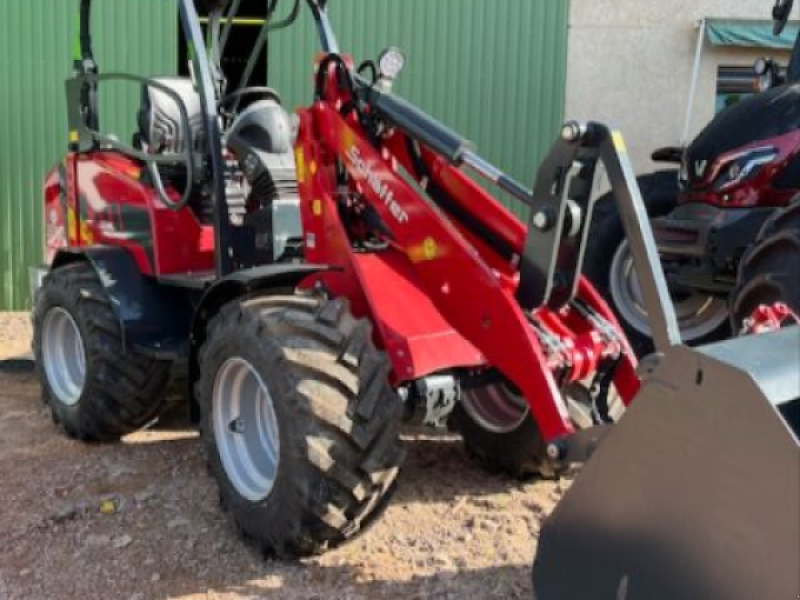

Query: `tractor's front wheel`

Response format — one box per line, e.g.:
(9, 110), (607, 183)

(32, 262), (171, 441)
(197, 293), (405, 557)
(584, 171), (730, 355)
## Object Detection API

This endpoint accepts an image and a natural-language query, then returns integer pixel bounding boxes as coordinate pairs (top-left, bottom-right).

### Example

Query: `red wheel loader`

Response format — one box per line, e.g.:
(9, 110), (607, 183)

(33, 0), (798, 589)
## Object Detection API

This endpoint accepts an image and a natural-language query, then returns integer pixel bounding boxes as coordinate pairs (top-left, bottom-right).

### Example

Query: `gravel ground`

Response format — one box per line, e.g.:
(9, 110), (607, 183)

(0, 312), (563, 600)
(0, 313), (32, 361)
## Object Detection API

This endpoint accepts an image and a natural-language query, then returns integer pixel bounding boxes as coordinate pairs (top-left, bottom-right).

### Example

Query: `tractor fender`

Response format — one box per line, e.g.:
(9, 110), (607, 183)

(187, 264), (329, 422)
(50, 246), (193, 358)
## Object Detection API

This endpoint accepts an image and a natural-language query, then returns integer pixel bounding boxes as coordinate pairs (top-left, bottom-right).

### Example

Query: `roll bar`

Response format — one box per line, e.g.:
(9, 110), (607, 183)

(307, 0), (339, 53)
(73, 0), (233, 276)
(77, 0), (94, 65)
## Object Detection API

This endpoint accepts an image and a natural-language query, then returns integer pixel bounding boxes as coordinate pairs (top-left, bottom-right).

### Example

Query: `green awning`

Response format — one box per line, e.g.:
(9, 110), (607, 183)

(706, 19), (799, 50)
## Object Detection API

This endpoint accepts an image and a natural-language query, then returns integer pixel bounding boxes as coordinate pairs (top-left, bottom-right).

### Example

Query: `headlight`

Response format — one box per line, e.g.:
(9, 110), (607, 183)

(378, 47), (407, 81)
(714, 147), (778, 192)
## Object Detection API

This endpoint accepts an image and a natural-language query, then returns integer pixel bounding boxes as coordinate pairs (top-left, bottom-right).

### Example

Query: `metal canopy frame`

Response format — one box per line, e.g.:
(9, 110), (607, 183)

(71, 0), (312, 278)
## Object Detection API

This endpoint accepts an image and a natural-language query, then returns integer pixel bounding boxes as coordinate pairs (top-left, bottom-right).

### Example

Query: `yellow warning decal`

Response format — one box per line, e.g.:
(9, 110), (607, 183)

(69, 130), (80, 144)
(408, 237), (439, 263)
(611, 131), (627, 153)
(295, 148), (306, 184)
(423, 237), (438, 260)
(67, 205), (94, 245)
(67, 206), (76, 243)
(312, 199), (323, 217)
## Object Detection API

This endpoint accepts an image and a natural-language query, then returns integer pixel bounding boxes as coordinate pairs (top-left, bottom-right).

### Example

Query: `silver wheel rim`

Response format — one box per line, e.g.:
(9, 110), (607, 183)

(41, 307), (87, 407)
(461, 384), (529, 434)
(609, 240), (729, 342)
(461, 383), (607, 434)
(212, 357), (280, 502)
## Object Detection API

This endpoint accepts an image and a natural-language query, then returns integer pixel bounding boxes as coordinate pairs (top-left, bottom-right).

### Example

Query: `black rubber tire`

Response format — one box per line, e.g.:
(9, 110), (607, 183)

(731, 200), (800, 329)
(197, 293), (405, 558)
(583, 170), (728, 355)
(32, 262), (171, 441)
(449, 385), (550, 480)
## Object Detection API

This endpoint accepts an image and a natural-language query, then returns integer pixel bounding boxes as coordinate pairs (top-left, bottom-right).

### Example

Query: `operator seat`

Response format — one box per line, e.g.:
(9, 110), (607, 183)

(137, 77), (205, 154)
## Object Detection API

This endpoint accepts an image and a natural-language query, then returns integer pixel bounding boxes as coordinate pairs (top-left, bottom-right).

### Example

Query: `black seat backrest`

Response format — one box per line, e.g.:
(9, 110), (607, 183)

(137, 77), (204, 154)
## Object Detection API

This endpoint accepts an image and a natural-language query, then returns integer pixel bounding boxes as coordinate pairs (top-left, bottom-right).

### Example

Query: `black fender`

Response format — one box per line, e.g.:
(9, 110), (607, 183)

(50, 246), (193, 358)
(187, 263), (329, 422)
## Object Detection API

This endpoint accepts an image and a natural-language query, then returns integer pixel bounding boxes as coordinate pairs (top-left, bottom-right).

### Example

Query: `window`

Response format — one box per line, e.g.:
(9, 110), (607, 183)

(716, 65), (761, 112)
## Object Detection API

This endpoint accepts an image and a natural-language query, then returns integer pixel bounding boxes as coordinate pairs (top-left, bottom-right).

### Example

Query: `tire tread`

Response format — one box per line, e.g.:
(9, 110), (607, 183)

(197, 292), (405, 558)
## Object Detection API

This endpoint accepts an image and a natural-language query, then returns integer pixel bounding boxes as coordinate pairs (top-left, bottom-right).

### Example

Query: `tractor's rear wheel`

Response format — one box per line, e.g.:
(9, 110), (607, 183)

(197, 293), (405, 557)
(449, 383), (550, 478)
(32, 262), (171, 441)
(451, 383), (624, 479)
(731, 201), (800, 328)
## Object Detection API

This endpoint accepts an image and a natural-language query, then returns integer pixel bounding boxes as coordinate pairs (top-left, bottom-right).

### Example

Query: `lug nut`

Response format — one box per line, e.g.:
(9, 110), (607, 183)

(547, 443), (563, 461)
(533, 210), (553, 231)
(561, 121), (586, 143)
(228, 418), (245, 435)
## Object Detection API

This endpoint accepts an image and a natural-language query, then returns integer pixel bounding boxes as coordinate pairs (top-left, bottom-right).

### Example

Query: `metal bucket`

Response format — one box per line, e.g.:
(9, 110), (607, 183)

(532, 326), (800, 600)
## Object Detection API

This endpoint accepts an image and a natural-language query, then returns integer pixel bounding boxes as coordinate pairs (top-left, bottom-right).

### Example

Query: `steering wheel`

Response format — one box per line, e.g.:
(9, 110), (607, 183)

(219, 87), (282, 117)
(774, 0), (794, 35)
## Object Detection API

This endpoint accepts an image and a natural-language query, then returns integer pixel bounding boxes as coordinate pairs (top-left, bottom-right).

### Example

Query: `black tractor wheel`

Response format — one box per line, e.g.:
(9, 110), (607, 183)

(731, 200), (800, 329)
(197, 293), (405, 558)
(583, 170), (729, 355)
(449, 383), (551, 479)
(450, 382), (623, 479)
(32, 262), (171, 441)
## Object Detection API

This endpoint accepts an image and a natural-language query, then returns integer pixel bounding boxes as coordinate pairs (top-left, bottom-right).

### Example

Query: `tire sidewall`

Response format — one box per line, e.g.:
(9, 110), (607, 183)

(34, 270), (100, 426)
(197, 313), (306, 546)
(449, 401), (547, 477)
(33, 263), (170, 440)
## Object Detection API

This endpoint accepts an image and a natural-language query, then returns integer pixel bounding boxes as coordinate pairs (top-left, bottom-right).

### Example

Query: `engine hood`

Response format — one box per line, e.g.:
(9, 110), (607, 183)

(686, 82), (800, 174)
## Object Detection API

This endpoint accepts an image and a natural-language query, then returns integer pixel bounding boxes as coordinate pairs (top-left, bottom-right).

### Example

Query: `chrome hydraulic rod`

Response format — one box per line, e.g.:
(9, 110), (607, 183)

(462, 151), (533, 207)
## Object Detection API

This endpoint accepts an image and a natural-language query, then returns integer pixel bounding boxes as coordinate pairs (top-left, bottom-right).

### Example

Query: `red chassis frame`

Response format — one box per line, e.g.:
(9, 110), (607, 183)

(43, 62), (640, 444)
(43, 152), (215, 276)
(294, 68), (640, 442)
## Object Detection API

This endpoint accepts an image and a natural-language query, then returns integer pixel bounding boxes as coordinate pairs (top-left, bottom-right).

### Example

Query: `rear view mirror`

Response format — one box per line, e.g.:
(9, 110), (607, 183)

(773, 0), (795, 35)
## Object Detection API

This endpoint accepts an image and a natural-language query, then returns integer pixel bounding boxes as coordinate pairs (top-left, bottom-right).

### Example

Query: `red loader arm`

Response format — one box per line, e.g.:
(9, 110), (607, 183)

(294, 59), (643, 446)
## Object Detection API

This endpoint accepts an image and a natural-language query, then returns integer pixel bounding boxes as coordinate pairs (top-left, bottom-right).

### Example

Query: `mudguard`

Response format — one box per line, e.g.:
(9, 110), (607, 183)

(51, 246), (193, 357)
(186, 263), (329, 419)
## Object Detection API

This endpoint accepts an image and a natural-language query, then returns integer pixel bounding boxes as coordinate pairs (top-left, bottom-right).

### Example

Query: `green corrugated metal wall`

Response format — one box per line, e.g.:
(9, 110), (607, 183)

(0, 0), (176, 311)
(268, 0), (569, 216)
(0, 0), (568, 310)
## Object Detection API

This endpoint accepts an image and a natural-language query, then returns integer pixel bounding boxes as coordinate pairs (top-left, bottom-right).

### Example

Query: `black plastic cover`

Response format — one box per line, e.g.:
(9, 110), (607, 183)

(685, 83), (800, 186)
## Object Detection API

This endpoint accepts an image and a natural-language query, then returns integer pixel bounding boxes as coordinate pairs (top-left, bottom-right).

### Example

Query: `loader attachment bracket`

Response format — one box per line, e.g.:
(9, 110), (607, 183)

(518, 122), (681, 354)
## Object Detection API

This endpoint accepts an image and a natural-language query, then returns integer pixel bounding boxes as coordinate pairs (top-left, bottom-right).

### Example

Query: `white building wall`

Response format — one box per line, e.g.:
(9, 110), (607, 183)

(566, 0), (790, 176)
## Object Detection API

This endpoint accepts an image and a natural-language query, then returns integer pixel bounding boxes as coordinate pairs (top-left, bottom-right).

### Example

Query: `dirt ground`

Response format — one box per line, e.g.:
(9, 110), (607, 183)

(0, 312), (564, 600)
